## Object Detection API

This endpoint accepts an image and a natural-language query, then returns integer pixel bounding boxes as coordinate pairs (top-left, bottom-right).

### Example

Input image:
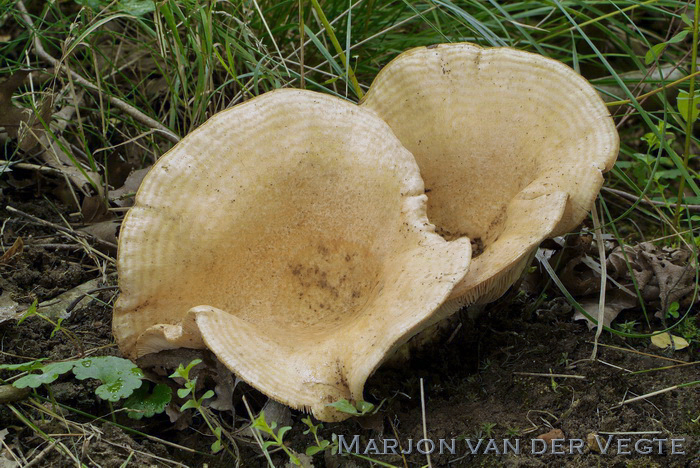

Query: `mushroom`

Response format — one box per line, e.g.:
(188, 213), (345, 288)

(361, 43), (619, 307)
(113, 89), (471, 421)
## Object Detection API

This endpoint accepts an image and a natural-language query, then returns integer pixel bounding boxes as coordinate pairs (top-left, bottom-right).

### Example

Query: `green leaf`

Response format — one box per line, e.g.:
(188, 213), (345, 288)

(326, 399), (359, 415)
(74, 0), (155, 16)
(17, 299), (38, 325)
(681, 13), (693, 28)
(667, 30), (690, 44)
(180, 399), (197, 411)
(201, 390), (215, 400)
(262, 440), (277, 450)
(306, 445), (324, 456)
(645, 43), (667, 65)
(277, 426), (292, 441)
(678, 89), (700, 123)
(50, 318), (64, 338)
(119, 0), (156, 16)
(0, 359), (47, 372)
(177, 387), (192, 399)
(124, 383), (172, 420)
(169, 359), (202, 380)
(356, 400), (375, 415)
(14, 361), (75, 388)
(667, 302), (680, 319)
(72, 356), (144, 402)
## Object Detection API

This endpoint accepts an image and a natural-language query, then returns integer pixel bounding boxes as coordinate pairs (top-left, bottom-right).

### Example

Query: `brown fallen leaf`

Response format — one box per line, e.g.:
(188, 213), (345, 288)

(0, 286), (22, 325)
(0, 237), (23, 264)
(79, 220), (119, 252)
(574, 289), (637, 330)
(109, 167), (150, 207)
(81, 196), (113, 223)
(587, 432), (602, 453)
(0, 70), (53, 151)
(37, 276), (109, 319)
(537, 428), (565, 448)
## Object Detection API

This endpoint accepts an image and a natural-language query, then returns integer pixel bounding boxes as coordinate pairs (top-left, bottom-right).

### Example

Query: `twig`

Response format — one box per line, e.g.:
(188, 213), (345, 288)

(605, 68), (700, 107)
(590, 201), (607, 360)
(602, 187), (700, 212)
(613, 380), (700, 408)
(6, 205), (117, 250)
(16, 1), (180, 143)
(598, 431), (662, 435)
(419, 378), (431, 468)
(0, 384), (30, 404)
(513, 372), (585, 380)
(0, 160), (65, 175)
(64, 285), (119, 315)
(586, 341), (687, 364)
(24, 442), (58, 468)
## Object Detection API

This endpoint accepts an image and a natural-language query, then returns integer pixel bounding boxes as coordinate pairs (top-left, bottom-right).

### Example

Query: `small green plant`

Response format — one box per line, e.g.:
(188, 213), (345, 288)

(123, 383), (172, 420)
(1, 356), (144, 400)
(326, 398), (381, 416)
(480, 422), (497, 438)
(505, 426), (520, 437)
(18, 299), (83, 353)
(302, 416), (332, 456)
(557, 352), (570, 367)
(676, 316), (700, 346)
(549, 369), (560, 393)
(667, 302), (680, 320)
(0, 356), (171, 420)
(251, 410), (302, 465)
(616, 320), (639, 335)
(169, 359), (223, 453)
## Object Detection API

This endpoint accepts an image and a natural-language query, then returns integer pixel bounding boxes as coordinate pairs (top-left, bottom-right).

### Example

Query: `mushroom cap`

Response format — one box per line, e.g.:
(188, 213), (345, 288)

(113, 89), (471, 421)
(361, 43), (619, 306)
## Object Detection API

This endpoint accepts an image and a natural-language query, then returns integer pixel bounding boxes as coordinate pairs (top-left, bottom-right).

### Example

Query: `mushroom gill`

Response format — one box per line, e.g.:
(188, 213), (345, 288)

(361, 43), (619, 307)
(113, 89), (471, 421)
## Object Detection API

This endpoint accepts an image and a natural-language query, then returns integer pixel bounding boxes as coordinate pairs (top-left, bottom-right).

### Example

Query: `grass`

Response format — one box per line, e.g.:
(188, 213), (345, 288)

(0, 0), (699, 466)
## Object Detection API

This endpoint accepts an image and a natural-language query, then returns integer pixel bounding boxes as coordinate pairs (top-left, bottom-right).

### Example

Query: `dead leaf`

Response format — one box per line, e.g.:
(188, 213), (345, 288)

(651, 333), (689, 350)
(0, 290), (22, 325)
(560, 249), (599, 296)
(0, 70), (53, 151)
(536, 428), (565, 447)
(0, 278), (22, 325)
(286, 454), (314, 468)
(80, 220), (119, 249)
(0, 237), (23, 264)
(81, 196), (113, 223)
(574, 290), (637, 330)
(37, 277), (108, 319)
(109, 167), (150, 207)
(587, 433), (602, 452)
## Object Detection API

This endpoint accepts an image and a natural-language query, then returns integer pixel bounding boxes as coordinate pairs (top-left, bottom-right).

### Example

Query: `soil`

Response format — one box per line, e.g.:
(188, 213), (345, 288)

(0, 183), (698, 468)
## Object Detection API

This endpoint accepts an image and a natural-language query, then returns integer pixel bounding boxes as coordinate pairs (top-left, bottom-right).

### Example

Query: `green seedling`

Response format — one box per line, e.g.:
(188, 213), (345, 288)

(169, 359), (223, 454)
(326, 398), (381, 417)
(251, 410), (302, 466)
(302, 416), (331, 456)
(18, 300), (83, 353)
(480, 422), (497, 438)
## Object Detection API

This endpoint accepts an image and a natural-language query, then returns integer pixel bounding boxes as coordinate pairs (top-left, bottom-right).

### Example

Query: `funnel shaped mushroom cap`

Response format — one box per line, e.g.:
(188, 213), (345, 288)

(361, 43), (619, 306)
(113, 89), (471, 421)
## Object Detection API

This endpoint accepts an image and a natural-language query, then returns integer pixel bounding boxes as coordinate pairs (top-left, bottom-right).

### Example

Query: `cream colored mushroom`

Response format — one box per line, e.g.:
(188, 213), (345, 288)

(361, 43), (619, 308)
(113, 89), (471, 421)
